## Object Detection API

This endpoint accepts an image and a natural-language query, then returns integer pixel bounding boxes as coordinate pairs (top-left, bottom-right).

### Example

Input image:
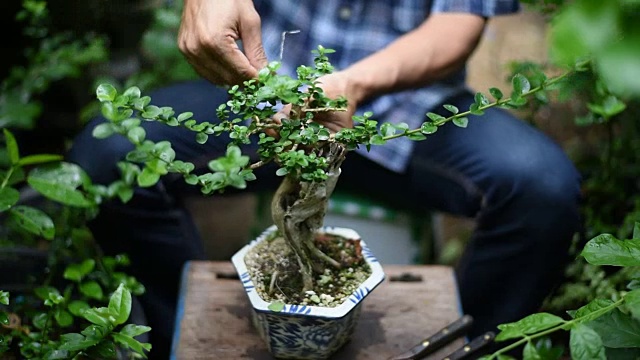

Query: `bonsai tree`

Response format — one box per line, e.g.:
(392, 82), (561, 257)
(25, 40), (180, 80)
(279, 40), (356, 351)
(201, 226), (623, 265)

(91, 44), (571, 295)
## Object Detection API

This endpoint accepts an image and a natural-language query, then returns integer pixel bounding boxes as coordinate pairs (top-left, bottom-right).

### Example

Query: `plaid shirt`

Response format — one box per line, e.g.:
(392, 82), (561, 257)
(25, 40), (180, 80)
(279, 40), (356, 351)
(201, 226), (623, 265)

(253, 0), (520, 172)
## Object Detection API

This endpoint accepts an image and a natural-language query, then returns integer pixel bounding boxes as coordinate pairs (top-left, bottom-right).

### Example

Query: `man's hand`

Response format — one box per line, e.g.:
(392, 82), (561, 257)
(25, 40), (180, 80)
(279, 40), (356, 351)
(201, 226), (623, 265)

(178, 0), (268, 86)
(274, 71), (360, 135)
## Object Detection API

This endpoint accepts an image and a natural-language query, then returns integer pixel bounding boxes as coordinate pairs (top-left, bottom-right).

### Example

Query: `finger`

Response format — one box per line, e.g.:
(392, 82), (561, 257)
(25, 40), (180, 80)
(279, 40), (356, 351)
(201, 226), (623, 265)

(213, 36), (260, 84)
(240, 12), (268, 71)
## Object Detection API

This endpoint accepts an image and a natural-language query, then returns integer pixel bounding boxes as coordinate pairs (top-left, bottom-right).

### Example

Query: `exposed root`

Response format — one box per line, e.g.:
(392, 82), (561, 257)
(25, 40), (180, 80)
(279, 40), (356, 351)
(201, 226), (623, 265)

(271, 143), (347, 291)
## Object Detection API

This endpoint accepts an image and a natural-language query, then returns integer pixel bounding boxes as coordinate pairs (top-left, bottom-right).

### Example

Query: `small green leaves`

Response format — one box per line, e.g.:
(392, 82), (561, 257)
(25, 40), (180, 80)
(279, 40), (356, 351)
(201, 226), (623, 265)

(137, 167), (161, 188)
(0, 291), (8, 305)
(268, 300), (285, 312)
(452, 117), (469, 128)
(426, 112), (447, 122)
(421, 122), (438, 135)
(96, 83), (117, 102)
(489, 87), (504, 100)
(79, 281), (104, 300)
(512, 74), (531, 96)
(64, 259), (96, 282)
(443, 104), (459, 114)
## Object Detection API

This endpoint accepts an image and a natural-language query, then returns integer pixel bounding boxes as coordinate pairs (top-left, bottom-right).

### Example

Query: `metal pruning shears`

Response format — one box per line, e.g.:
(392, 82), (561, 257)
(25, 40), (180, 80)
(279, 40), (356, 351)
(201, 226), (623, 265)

(389, 315), (495, 360)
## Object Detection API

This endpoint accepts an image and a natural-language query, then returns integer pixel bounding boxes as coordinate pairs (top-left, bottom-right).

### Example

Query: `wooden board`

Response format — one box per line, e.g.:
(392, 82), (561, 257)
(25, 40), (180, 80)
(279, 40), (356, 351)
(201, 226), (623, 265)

(171, 261), (464, 360)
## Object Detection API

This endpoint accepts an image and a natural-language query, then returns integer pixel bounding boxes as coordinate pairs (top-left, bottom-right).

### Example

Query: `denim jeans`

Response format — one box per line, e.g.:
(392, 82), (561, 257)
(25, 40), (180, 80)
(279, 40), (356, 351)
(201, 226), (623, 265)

(67, 79), (581, 359)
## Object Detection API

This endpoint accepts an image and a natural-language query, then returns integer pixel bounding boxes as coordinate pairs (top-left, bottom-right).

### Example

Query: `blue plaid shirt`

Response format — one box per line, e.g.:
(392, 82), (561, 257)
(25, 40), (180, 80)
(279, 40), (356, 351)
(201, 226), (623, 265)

(253, 0), (520, 172)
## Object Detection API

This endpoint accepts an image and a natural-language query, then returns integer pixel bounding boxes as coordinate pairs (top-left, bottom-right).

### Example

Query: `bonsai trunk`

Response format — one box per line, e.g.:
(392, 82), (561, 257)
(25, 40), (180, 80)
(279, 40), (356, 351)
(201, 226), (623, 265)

(270, 143), (347, 291)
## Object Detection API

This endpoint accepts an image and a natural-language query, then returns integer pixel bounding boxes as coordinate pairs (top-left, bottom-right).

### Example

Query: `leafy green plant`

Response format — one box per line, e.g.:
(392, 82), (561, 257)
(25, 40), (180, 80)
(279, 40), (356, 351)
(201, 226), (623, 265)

(0, 128), (150, 358)
(480, 224), (640, 360)
(0, 0), (107, 131)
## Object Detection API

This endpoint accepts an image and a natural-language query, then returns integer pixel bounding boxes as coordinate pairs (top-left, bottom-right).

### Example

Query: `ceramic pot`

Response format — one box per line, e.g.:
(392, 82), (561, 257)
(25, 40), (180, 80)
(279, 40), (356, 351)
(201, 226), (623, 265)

(231, 225), (385, 359)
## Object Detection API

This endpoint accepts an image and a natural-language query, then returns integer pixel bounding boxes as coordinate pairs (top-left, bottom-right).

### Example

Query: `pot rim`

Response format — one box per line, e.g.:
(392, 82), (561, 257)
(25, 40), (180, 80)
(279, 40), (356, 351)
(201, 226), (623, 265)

(231, 224), (385, 318)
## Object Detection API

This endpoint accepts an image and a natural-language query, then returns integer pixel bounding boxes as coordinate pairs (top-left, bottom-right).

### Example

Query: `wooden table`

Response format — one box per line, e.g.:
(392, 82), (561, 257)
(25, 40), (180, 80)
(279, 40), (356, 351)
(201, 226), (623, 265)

(171, 261), (465, 360)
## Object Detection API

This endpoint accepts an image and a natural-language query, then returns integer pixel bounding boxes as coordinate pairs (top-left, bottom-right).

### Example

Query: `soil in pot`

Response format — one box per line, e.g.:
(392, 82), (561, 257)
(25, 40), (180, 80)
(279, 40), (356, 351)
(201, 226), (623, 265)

(244, 229), (372, 308)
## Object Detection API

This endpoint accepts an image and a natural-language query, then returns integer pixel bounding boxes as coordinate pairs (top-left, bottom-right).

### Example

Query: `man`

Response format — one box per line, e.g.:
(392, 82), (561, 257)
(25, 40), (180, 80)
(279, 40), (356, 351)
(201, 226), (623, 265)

(68, 0), (582, 358)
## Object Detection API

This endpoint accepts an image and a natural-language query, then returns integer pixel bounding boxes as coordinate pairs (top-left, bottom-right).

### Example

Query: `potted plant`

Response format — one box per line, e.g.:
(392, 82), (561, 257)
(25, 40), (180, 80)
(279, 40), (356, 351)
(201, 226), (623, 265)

(90, 44), (572, 358)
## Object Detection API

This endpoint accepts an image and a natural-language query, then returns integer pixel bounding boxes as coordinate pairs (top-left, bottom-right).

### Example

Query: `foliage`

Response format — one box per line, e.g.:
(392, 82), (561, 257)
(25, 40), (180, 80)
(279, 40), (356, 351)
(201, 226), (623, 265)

(480, 226), (640, 360)
(0, 0), (108, 130)
(92, 45), (573, 195)
(0, 127), (150, 358)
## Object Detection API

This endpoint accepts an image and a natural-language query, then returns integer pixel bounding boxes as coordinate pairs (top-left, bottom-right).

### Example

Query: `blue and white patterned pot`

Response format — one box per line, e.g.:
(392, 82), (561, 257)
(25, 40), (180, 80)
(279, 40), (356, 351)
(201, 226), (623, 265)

(231, 225), (385, 360)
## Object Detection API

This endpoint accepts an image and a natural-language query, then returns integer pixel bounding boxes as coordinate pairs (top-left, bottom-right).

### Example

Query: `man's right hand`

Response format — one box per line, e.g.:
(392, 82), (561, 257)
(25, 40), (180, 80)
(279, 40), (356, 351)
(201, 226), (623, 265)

(178, 0), (268, 86)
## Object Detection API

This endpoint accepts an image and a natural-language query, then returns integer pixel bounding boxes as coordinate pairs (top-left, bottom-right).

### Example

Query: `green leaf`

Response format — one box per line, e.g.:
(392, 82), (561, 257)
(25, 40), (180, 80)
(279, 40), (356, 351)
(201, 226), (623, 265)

(33, 312), (48, 329)
(474, 92), (490, 106)
(406, 133), (427, 141)
(624, 289), (640, 320)
(369, 135), (386, 145)
(120, 324), (152, 338)
(137, 167), (161, 188)
(3, 129), (19, 165)
(127, 127), (146, 144)
(512, 74), (531, 95)
(17, 154), (62, 166)
(96, 84), (117, 102)
(421, 122), (438, 135)
(9, 205), (55, 240)
(0, 291), (8, 305)
(112, 333), (152, 355)
(380, 123), (396, 137)
(581, 234), (640, 266)
(569, 299), (615, 323)
(82, 308), (111, 327)
(64, 259), (96, 282)
(453, 117), (469, 128)
(426, 112), (447, 122)
(523, 341), (542, 360)
(142, 105), (162, 119)
(55, 309), (73, 327)
(123, 86), (141, 99)
(443, 104), (459, 114)
(196, 132), (208, 144)
(0, 187), (20, 212)
(570, 324), (606, 360)
(490, 87), (504, 100)
(276, 168), (288, 176)
(108, 284), (132, 326)
(59, 333), (100, 352)
(92, 123), (115, 139)
(68, 300), (90, 316)
(268, 300), (285, 312)
(27, 163), (93, 207)
(0, 311), (8, 326)
(496, 313), (566, 341)
(587, 308), (640, 348)
(634, 222), (640, 240)
(79, 281), (104, 300)
(177, 112), (193, 122)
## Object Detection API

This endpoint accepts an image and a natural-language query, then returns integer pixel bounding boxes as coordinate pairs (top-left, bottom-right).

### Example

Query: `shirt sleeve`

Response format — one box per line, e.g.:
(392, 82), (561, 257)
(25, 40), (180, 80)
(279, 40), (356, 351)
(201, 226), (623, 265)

(431, 0), (520, 17)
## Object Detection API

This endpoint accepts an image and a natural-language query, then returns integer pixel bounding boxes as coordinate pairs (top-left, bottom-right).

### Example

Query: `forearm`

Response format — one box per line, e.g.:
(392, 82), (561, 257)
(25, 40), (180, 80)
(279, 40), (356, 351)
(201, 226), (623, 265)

(342, 13), (487, 103)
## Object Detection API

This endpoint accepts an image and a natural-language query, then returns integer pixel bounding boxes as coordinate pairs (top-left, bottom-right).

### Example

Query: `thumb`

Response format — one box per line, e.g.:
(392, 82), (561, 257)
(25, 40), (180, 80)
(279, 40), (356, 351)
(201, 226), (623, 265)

(240, 15), (268, 71)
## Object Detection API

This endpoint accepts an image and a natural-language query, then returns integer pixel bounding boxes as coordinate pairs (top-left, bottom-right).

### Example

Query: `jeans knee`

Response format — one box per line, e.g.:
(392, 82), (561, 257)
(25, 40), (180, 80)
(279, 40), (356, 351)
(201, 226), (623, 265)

(488, 147), (582, 229)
